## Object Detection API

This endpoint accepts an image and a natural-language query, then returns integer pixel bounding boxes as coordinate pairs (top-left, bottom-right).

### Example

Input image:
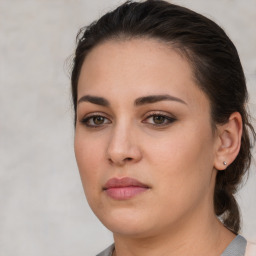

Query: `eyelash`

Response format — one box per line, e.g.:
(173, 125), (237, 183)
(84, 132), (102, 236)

(143, 112), (176, 127)
(80, 112), (176, 128)
(81, 113), (111, 128)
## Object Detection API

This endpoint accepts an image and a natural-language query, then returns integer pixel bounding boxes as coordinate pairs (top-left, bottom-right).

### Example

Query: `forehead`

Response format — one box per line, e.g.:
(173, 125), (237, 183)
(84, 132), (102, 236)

(77, 38), (209, 111)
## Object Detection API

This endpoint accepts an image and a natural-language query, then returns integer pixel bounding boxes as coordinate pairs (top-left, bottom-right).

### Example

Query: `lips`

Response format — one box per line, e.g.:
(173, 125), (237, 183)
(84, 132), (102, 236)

(103, 177), (149, 200)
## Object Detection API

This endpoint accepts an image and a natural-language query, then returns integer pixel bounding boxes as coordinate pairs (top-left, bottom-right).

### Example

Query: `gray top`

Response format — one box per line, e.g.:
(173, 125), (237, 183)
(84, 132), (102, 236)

(96, 235), (247, 256)
(221, 235), (247, 256)
(96, 244), (114, 256)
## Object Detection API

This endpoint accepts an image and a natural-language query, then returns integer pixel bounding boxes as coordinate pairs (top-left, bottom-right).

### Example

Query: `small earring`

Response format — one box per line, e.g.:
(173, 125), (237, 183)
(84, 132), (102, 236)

(223, 161), (227, 166)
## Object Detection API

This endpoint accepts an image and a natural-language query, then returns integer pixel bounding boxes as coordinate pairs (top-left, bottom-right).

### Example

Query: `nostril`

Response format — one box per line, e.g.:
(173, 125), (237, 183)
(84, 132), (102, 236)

(108, 157), (133, 165)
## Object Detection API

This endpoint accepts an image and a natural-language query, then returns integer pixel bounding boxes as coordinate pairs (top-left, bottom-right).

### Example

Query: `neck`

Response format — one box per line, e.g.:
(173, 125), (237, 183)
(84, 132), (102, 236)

(113, 208), (235, 256)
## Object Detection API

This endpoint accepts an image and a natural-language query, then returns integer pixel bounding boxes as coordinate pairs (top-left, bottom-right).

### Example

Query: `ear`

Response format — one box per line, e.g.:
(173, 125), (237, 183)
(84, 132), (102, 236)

(214, 112), (243, 170)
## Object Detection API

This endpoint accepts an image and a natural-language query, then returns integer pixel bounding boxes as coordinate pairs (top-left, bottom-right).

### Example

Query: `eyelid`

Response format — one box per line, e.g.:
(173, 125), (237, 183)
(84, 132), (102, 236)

(79, 111), (176, 128)
(142, 111), (177, 126)
(80, 112), (112, 127)
(80, 111), (110, 120)
(143, 110), (176, 119)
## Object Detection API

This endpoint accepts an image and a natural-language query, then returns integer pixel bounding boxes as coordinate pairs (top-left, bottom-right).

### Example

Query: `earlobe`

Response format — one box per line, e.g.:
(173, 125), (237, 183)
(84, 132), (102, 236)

(214, 112), (243, 171)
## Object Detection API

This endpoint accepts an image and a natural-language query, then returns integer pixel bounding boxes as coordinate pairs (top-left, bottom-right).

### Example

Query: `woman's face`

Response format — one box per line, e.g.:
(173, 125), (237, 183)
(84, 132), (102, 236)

(75, 38), (219, 237)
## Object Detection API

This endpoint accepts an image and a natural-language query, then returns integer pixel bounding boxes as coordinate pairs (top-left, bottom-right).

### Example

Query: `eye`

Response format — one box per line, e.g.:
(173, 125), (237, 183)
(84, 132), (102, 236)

(143, 113), (176, 126)
(81, 115), (111, 127)
(152, 115), (167, 124)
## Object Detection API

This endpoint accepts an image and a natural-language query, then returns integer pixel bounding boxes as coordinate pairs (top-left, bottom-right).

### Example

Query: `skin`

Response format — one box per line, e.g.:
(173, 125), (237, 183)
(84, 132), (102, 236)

(74, 38), (242, 256)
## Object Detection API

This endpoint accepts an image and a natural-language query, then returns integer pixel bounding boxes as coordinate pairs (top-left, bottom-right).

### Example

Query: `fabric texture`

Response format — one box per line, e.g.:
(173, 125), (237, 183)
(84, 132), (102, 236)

(221, 235), (247, 256)
(97, 235), (250, 256)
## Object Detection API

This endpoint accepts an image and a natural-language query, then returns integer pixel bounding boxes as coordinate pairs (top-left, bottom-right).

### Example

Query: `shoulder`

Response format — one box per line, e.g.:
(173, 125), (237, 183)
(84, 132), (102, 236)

(96, 244), (115, 256)
(245, 241), (256, 256)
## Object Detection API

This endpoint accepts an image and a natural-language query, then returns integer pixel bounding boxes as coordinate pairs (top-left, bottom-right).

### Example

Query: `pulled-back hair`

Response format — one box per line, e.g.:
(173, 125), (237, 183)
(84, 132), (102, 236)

(71, 0), (255, 233)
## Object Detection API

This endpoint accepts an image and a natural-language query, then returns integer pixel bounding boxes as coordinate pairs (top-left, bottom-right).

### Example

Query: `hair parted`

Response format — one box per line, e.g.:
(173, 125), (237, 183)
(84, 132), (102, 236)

(71, 0), (255, 234)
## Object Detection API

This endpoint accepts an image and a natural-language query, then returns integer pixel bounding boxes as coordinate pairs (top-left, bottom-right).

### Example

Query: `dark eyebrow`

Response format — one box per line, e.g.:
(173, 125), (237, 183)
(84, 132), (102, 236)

(77, 95), (110, 107)
(135, 94), (187, 106)
(77, 94), (186, 107)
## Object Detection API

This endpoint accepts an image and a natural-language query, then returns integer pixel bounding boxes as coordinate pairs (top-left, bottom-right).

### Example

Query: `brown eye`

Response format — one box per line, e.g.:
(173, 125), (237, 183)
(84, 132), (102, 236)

(81, 115), (111, 127)
(143, 113), (176, 126)
(93, 116), (105, 125)
(153, 115), (166, 124)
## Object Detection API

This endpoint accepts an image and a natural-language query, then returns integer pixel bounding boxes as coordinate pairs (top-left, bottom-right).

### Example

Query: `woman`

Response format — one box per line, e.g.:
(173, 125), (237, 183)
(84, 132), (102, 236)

(71, 1), (256, 255)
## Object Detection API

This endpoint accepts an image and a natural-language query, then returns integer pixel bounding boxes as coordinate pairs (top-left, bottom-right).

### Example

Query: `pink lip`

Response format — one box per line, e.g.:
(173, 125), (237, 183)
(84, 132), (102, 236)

(103, 177), (150, 200)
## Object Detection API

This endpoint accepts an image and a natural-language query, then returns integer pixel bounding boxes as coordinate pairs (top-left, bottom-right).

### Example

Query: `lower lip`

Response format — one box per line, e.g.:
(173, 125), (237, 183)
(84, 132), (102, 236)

(104, 186), (148, 200)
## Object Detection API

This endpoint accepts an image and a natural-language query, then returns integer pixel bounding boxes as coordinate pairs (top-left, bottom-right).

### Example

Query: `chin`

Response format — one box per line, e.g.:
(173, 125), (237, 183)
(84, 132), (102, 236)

(95, 207), (161, 238)
(105, 221), (154, 238)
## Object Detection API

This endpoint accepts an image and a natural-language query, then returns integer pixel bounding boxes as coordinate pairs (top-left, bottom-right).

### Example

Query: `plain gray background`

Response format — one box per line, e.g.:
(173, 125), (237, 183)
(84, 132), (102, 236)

(0, 0), (256, 255)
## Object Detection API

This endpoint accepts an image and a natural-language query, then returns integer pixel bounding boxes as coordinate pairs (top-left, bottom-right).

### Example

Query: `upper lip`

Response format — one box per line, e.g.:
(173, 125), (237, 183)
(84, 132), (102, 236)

(103, 177), (149, 190)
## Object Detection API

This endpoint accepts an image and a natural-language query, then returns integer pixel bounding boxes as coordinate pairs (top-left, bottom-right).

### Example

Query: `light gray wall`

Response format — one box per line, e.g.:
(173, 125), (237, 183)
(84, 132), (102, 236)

(0, 0), (255, 255)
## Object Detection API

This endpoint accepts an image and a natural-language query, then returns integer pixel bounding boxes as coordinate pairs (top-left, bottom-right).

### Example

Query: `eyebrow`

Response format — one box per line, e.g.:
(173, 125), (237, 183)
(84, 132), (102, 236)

(77, 95), (110, 106)
(77, 94), (187, 107)
(134, 94), (187, 106)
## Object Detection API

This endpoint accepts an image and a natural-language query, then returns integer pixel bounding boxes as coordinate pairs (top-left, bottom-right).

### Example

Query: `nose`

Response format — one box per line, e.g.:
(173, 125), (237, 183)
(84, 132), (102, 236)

(106, 123), (142, 166)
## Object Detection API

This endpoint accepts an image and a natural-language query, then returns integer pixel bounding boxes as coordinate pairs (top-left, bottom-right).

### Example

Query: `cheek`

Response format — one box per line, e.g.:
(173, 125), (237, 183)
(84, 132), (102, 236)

(149, 123), (215, 196)
(143, 135), (215, 227)
(74, 131), (106, 196)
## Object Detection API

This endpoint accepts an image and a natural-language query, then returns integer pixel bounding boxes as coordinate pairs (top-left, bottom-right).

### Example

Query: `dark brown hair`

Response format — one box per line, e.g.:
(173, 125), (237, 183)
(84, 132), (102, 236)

(71, 0), (255, 233)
